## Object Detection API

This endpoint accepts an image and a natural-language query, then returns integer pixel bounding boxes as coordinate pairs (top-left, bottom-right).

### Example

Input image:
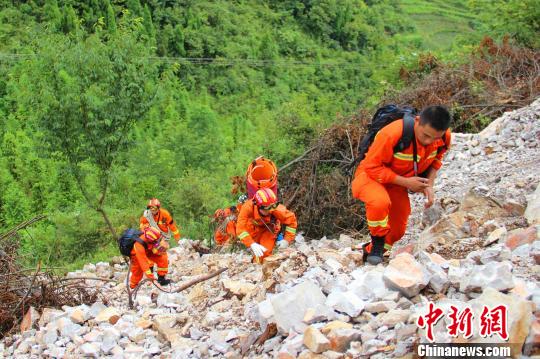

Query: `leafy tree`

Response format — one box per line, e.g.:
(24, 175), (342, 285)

(42, 0), (62, 31)
(126, 0), (143, 17)
(105, 0), (117, 34)
(61, 5), (79, 34)
(78, 0), (103, 30)
(259, 33), (279, 79)
(142, 4), (156, 40)
(172, 25), (186, 56)
(10, 24), (157, 239)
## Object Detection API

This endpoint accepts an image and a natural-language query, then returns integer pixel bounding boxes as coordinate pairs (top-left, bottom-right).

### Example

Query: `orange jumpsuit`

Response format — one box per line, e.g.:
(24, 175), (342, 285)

(352, 119), (451, 251)
(236, 200), (297, 260)
(139, 208), (180, 241)
(129, 234), (169, 289)
(214, 206), (239, 245)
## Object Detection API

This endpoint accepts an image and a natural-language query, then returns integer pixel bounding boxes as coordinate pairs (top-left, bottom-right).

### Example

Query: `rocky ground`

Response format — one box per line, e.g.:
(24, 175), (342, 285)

(1, 99), (539, 358)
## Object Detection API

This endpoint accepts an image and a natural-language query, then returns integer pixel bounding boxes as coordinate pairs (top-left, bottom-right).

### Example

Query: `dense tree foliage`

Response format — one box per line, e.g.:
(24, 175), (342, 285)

(0, 0), (535, 269)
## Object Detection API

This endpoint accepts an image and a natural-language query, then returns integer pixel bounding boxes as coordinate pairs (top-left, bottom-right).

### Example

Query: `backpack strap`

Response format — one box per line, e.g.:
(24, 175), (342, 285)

(133, 237), (147, 249)
(133, 237), (146, 247)
(412, 131), (418, 176)
(394, 113), (418, 176)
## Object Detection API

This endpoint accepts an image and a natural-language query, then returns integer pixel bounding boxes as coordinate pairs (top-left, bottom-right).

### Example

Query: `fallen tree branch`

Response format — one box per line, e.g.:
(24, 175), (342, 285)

(129, 267), (228, 305)
(58, 277), (119, 283)
(0, 215), (47, 241)
(11, 262), (41, 316)
(284, 185), (302, 207)
(173, 267), (227, 293)
(459, 103), (522, 108)
(346, 129), (354, 162)
(253, 323), (277, 347)
(278, 146), (318, 172)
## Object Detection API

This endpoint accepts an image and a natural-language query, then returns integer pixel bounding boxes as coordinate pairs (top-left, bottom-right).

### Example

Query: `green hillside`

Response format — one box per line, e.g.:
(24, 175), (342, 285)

(401, 0), (480, 50)
(0, 0), (536, 270)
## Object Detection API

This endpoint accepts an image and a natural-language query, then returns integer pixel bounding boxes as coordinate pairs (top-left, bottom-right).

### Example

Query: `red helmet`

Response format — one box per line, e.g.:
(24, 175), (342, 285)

(147, 198), (161, 209)
(143, 227), (161, 242)
(254, 188), (278, 208)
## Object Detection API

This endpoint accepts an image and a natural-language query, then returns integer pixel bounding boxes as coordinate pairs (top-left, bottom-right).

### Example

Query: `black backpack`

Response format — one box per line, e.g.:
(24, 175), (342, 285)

(118, 228), (145, 256)
(348, 105), (418, 176)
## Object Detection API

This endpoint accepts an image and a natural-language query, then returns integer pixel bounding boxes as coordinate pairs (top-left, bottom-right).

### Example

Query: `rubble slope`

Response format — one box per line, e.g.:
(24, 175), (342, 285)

(1, 99), (539, 358)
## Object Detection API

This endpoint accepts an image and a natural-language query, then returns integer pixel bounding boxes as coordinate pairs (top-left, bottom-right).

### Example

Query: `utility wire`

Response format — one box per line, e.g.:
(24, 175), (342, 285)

(0, 52), (394, 69)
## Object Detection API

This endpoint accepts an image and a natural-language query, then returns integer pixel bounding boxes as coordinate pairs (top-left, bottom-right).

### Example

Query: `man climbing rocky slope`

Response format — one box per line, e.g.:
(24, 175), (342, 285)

(1, 99), (539, 358)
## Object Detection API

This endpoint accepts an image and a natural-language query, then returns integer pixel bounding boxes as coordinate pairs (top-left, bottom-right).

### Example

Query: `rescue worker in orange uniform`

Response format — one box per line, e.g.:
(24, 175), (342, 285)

(236, 188), (298, 262)
(130, 227), (171, 288)
(213, 194), (248, 245)
(214, 206), (238, 245)
(140, 198), (180, 242)
(352, 106), (452, 265)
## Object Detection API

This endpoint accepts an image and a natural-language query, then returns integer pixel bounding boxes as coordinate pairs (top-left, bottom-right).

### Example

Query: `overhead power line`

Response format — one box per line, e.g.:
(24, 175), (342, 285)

(0, 52), (392, 69)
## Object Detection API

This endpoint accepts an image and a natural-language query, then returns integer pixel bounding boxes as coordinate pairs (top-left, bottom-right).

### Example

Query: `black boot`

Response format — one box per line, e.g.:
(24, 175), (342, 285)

(362, 242), (370, 263)
(367, 236), (385, 265)
(157, 275), (171, 286)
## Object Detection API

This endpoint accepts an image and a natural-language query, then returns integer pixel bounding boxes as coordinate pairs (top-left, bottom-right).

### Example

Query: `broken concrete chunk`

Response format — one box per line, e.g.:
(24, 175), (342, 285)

(364, 301), (397, 314)
(326, 328), (362, 353)
(80, 343), (100, 358)
(325, 291), (365, 317)
(459, 261), (515, 293)
(373, 309), (411, 328)
(321, 321), (353, 335)
(303, 326), (331, 354)
(383, 254), (431, 298)
(303, 305), (336, 324)
(88, 302), (107, 320)
(270, 280), (327, 333)
(349, 267), (389, 301)
(479, 244), (512, 263)
(223, 279), (257, 298)
(38, 308), (66, 328)
(525, 184), (540, 225)
(484, 226), (507, 246)
(20, 307), (40, 332)
(94, 307), (120, 325)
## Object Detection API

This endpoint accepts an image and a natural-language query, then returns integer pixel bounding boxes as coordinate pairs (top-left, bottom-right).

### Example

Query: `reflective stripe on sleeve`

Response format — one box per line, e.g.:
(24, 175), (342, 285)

(285, 226), (296, 234)
(393, 152), (422, 161)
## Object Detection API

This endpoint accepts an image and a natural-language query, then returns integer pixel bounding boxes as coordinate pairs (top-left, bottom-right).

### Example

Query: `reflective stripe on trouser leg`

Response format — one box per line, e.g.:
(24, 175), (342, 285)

(352, 172), (392, 238)
(152, 253), (169, 276)
(366, 215), (389, 229)
(366, 215), (390, 238)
